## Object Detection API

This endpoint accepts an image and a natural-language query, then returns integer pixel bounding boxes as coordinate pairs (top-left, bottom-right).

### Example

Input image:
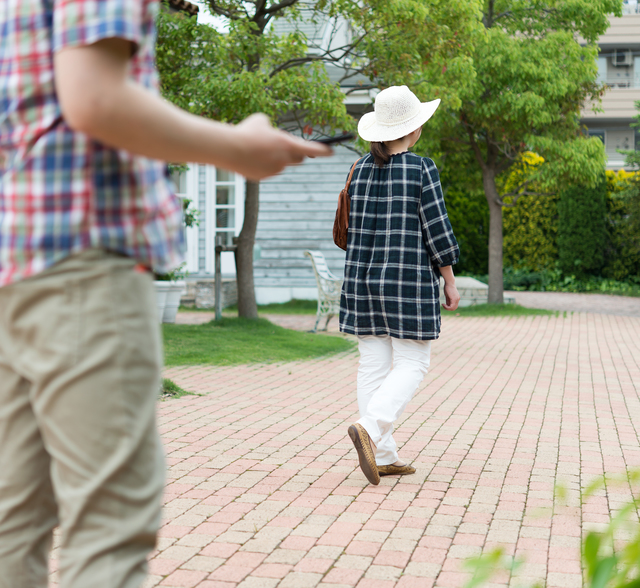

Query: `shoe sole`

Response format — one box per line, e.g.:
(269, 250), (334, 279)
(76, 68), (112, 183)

(378, 466), (416, 476)
(348, 424), (380, 485)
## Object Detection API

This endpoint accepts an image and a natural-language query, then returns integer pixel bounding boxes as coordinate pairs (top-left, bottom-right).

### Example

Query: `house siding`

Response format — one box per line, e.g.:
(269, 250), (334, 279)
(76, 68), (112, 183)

(594, 14), (640, 47)
(583, 88), (640, 120)
(270, 4), (329, 46)
(254, 145), (358, 302)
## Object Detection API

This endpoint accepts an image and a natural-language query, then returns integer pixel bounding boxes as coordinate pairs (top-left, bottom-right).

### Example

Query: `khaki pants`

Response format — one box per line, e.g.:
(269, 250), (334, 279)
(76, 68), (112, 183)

(0, 250), (165, 588)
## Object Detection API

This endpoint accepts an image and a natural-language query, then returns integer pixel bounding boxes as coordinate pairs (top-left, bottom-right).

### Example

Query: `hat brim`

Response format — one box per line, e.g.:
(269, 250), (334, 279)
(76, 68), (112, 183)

(358, 99), (441, 143)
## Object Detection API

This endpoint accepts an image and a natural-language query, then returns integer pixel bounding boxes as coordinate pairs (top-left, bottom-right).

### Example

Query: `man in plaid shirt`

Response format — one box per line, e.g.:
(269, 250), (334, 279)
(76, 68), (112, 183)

(0, 1), (330, 586)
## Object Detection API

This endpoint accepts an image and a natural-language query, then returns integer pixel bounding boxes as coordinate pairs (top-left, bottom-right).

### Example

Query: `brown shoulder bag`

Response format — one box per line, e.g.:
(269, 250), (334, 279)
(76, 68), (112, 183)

(333, 159), (361, 251)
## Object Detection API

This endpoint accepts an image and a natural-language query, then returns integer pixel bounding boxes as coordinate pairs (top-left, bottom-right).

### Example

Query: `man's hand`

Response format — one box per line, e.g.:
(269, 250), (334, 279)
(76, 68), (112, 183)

(232, 114), (332, 180)
(442, 283), (461, 311)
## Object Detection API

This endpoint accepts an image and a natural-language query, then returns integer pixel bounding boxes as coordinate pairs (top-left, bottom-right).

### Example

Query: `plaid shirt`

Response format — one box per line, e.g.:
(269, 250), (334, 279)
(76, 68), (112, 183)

(0, 0), (184, 287)
(339, 152), (459, 340)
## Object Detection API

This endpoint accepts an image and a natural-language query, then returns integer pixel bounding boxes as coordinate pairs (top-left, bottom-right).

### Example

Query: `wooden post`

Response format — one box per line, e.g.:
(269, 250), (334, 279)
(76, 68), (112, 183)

(215, 235), (223, 321)
(214, 234), (238, 320)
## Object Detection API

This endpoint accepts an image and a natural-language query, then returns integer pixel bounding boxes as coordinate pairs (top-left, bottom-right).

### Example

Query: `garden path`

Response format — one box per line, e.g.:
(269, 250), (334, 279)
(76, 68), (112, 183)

(506, 291), (640, 317)
(46, 310), (640, 588)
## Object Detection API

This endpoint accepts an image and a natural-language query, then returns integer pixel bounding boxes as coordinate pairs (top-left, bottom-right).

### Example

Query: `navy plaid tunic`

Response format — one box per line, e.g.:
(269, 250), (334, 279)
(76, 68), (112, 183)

(339, 152), (459, 340)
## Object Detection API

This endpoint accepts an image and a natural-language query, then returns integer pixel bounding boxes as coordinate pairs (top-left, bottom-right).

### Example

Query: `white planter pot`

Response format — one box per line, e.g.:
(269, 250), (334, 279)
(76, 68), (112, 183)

(162, 281), (186, 324)
(154, 282), (171, 324)
(153, 281), (185, 324)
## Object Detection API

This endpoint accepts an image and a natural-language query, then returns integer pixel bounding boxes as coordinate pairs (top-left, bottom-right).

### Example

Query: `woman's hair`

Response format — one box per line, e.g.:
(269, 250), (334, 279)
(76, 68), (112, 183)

(370, 142), (390, 168)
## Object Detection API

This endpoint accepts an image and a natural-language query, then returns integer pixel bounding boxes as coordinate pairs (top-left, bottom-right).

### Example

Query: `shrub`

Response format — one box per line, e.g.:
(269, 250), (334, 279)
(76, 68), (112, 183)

(445, 186), (489, 275)
(501, 265), (640, 296)
(557, 176), (608, 278)
(503, 191), (559, 271)
(500, 152), (558, 272)
(443, 157), (639, 285)
(603, 170), (640, 281)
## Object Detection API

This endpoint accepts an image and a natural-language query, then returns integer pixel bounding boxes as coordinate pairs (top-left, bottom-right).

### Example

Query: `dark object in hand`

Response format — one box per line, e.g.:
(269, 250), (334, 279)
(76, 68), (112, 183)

(315, 133), (355, 145)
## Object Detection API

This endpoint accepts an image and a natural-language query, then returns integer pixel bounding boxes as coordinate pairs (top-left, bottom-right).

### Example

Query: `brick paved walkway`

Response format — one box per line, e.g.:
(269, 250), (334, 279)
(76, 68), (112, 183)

(506, 291), (640, 317)
(48, 312), (640, 588)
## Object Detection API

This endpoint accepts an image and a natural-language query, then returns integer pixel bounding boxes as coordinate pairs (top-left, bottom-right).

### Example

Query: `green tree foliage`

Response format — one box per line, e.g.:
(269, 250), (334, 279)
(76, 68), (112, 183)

(606, 104), (640, 282)
(156, 7), (352, 131)
(423, 0), (620, 302)
(360, 0), (634, 292)
(343, 1), (637, 289)
(325, 0), (621, 302)
(501, 168), (638, 282)
(156, 0), (485, 316)
(502, 154), (558, 272)
(444, 186), (489, 275)
(618, 185), (640, 279)
(156, 2), (354, 318)
(503, 192), (559, 272)
(603, 170), (640, 281)
(557, 175), (607, 278)
(317, 0), (481, 102)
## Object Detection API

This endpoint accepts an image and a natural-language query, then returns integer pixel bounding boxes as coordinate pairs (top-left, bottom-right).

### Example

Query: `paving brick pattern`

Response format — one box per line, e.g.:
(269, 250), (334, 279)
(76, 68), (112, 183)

(506, 291), (640, 317)
(48, 312), (640, 588)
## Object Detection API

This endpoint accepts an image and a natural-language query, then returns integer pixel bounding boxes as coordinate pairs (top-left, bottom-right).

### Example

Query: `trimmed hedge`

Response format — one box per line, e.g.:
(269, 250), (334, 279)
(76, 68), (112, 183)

(503, 192), (559, 271)
(603, 170), (640, 281)
(557, 176), (608, 277)
(445, 160), (638, 285)
(444, 186), (489, 275)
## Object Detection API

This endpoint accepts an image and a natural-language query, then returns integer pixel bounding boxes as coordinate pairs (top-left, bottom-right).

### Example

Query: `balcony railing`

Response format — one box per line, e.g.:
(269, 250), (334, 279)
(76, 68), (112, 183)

(599, 75), (640, 88)
(622, 2), (640, 14)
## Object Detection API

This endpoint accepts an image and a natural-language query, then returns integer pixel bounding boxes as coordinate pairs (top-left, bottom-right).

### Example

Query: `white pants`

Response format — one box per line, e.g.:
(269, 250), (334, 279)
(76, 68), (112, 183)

(356, 336), (431, 466)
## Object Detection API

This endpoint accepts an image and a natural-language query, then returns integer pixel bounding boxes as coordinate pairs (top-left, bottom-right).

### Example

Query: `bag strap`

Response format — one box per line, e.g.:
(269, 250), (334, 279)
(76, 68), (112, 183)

(344, 158), (361, 191)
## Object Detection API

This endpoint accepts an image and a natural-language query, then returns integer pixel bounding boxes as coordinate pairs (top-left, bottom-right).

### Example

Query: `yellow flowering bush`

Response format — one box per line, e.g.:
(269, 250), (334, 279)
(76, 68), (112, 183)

(502, 152), (559, 272)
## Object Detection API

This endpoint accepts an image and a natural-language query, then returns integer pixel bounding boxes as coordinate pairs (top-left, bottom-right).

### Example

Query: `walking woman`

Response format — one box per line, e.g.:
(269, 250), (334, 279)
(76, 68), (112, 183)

(341, 86), (461, 485)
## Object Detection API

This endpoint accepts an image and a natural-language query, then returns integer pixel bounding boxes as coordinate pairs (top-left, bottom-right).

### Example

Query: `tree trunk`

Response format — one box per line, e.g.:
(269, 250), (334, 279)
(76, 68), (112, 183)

(482, 167), (504, 304)
(235, 180), (260, 318)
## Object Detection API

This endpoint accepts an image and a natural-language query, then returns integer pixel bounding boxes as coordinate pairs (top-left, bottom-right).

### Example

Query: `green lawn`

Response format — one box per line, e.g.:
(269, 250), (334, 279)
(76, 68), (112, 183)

(445, 303), (556, 317)
(229, 299), (319, 315)
(180, 299), (318, 315)
(163, 317), (353, 366)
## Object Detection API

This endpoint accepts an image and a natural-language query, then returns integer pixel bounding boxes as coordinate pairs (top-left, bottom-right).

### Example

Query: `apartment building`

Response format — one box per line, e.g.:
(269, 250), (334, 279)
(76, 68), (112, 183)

(582, 1), (640, 169)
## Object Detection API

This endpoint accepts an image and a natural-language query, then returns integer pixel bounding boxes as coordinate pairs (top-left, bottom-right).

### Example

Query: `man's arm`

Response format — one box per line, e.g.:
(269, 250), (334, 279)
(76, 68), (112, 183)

(54, 38), (332, 181)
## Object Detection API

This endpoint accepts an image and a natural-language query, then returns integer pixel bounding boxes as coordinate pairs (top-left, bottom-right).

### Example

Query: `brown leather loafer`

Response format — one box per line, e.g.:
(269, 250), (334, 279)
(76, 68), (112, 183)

(377, 464), (416, 476)
(348, 424), (380, 485)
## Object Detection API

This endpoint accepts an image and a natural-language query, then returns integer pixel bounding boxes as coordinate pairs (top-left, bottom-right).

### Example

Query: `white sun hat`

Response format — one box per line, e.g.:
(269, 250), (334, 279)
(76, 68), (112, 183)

(358, 86), (441, 143)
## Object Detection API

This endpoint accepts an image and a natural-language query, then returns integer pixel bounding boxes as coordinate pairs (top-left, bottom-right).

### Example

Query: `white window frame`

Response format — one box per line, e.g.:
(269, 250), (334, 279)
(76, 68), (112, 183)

(634, 56), (640, 88)
(170, 165), (199, 274)
(204, 167), (245, 276)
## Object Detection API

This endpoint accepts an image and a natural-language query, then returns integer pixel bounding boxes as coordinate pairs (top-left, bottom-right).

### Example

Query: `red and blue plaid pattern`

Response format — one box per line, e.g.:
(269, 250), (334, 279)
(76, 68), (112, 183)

(0, 0), (184, 286)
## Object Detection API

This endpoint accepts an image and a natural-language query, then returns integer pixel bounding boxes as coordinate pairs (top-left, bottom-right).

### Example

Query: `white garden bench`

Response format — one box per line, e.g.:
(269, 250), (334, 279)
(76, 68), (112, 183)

(304, 250), (343, 332)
